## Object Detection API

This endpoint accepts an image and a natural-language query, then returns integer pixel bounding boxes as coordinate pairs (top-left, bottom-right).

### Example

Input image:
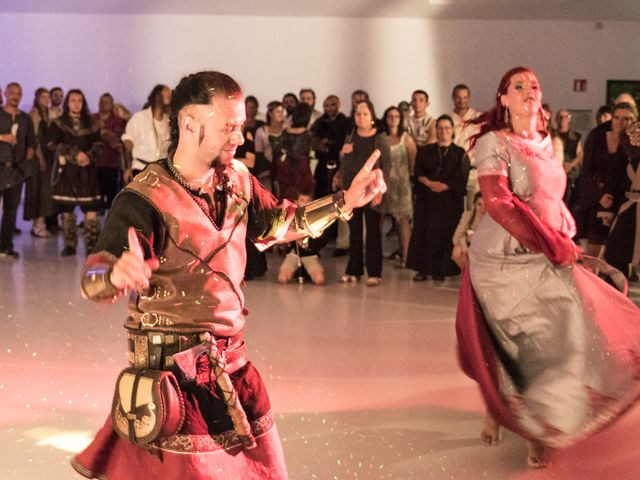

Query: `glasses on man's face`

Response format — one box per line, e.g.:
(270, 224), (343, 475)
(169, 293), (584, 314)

(558, 114), (570, 119)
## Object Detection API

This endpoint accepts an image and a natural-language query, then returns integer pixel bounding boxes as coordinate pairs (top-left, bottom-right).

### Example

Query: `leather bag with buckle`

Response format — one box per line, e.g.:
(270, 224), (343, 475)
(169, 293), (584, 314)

(111, 368), (185, 446)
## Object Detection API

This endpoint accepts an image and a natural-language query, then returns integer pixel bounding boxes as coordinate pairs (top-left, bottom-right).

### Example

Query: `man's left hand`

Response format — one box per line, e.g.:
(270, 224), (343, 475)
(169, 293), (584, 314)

(343, 149), (386, 210)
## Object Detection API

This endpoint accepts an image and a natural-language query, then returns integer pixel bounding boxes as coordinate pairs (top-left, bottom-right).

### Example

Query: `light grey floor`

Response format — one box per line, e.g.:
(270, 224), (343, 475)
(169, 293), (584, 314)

(1, 215), (640, 480)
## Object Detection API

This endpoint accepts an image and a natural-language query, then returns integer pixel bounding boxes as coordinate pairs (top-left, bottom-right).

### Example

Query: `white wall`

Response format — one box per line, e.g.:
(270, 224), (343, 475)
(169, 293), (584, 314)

(2, 13), (639, 128)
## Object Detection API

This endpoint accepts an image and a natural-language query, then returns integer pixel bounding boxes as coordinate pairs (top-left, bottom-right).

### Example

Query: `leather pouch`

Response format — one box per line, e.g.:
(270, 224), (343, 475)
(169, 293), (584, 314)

(111, 368), (185, 446)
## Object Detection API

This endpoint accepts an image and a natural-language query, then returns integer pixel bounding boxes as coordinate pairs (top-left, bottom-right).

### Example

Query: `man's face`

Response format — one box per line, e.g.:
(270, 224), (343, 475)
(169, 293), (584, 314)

(68, 93), (84, 115)
(300, 91), (315, 108)
(351, 92), (367, 110)
(0, 87), (3, 106)
(323, 97), (339, 117)
(5, 85), (22, 109)
(50, 89), (63, 107)
(411, 93), (428, 116)
(192, 95), (246, 168)
(453, 88), (470, 111)
(99, 95), (114, 114)
(282, 95), (297, 114)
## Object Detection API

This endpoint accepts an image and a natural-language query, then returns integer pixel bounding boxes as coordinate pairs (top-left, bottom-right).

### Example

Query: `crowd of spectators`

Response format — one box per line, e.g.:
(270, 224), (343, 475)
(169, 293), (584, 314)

(0, 81), (638, 287)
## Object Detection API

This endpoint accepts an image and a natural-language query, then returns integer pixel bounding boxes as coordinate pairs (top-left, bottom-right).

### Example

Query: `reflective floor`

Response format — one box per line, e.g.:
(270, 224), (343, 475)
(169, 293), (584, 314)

(1, 215), (640, 479)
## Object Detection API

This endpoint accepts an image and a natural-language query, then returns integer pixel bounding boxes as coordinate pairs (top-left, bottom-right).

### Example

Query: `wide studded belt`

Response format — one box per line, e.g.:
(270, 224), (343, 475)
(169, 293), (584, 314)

(126, 329), (247, 374)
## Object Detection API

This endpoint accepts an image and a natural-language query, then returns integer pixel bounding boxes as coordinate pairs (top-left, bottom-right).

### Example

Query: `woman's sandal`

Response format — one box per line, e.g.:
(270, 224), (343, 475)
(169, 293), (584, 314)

(340, 274), (359, 283)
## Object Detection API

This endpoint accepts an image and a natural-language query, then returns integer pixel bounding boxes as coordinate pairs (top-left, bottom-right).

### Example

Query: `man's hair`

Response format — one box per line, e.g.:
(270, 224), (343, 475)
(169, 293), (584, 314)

(50, 86), (63, 94)
(5, 82), (21, 91)
(282, 92), (298, 102)
(245, 95), (258, 107)
(167, 71), (243, 158)
(299, 88), (316, 100)
(412, 89), (429, 101)
(452, 84), (470, 97)
(100, 92), (114, 101)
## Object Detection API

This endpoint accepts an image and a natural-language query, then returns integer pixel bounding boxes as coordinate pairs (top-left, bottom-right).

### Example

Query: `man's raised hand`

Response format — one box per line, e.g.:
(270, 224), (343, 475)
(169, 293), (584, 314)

(110, 227), (160, 291)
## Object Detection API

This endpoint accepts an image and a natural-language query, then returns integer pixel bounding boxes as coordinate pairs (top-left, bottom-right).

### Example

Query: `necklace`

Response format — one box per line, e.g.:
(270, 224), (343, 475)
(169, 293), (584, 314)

(438, 144), (450, 159)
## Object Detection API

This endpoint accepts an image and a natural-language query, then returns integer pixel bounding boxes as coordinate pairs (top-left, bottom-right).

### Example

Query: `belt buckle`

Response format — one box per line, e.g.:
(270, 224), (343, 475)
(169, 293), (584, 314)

(140, 312), (159, 328)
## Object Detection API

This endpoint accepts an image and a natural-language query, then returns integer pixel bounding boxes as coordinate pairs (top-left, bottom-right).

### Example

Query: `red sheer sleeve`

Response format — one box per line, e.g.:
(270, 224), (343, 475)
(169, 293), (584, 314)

(479, 175), (579, 266)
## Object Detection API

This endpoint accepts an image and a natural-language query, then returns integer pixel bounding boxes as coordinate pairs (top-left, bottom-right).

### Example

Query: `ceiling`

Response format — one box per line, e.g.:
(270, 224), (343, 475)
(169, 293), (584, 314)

(1, 0), (639, 21)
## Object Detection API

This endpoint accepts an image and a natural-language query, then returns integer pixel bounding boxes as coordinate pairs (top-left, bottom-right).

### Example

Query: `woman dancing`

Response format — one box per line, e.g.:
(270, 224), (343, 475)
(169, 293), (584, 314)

(456, 66), (640, 468)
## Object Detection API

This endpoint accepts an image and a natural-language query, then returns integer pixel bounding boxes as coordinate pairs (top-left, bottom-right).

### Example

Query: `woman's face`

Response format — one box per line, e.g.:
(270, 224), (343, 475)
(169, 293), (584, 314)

(501, 71), (542, 120)
(37, 91), (50, 109)
(436, 119), (454, 144)
(245, 100), (258, 120)
(355, 103), (373, 130)
(270, 105), (285, 124)
(611, 108), (636, 135)
(385, 108), (401, 130)
(67, 93), (84, 115)
(474, 197), (485, 215)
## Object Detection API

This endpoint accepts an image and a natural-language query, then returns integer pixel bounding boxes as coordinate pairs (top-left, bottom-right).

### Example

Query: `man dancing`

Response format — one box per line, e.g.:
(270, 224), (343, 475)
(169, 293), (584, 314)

(72, 71), (385, 479)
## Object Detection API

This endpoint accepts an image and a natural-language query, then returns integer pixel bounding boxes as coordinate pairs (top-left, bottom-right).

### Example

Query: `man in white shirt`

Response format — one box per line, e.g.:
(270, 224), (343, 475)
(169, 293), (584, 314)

(451, 84), (481, 209)
(122, 84), (171, 182)
(407, 89), (435, 147)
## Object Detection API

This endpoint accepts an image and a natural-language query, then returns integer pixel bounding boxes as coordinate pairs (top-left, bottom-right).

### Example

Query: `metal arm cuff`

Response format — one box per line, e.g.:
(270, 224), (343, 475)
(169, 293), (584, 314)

(81, 252), (124, 302)
(293, 191), (353, 238)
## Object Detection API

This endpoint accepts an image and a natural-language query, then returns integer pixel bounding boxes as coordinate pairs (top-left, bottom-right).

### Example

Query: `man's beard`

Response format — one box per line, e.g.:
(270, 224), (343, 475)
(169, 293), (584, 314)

(207, 156), (220, 169)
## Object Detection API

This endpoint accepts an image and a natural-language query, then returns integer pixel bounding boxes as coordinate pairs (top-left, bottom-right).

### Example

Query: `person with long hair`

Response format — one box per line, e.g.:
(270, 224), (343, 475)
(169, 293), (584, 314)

(335, 100), (391, 286)
(456, 67), (640, 468)
(272, 102), (315, 201)
(381, 105), (416, 267)
(25, 87), (56, 237)
(48, 89), (102, 256)
(407, 115), (469, 281)
(121, 84), (171, 182)
(254, 100), (285, 192)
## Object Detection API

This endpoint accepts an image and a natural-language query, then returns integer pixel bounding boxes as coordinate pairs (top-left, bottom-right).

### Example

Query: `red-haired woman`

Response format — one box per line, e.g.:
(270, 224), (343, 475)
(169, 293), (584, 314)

(456, 67), (640, 468)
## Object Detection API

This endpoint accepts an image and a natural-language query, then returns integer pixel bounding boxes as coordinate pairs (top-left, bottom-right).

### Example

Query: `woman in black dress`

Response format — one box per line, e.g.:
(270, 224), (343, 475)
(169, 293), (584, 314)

(407, 114), (469, 281)
(48, 89), (102, 256)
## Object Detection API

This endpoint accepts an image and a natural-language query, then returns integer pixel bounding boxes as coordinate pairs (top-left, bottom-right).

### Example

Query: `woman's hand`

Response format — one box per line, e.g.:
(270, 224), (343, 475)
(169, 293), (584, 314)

(76, 151), (91, 167)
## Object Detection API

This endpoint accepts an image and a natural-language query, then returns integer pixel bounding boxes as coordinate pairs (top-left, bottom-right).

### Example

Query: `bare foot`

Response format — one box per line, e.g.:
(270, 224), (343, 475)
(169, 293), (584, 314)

(480, 415), (502, 445)
(527, 441), (549, 468)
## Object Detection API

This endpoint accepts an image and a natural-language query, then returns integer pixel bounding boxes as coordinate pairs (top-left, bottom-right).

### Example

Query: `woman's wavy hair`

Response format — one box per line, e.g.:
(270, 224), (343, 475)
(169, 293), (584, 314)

(61, 89), (93, 128)
(33, 87), (50, 121)
(382, 106), (405, 136)
(266, 101), (284, 125)
(469, 66), (547, 149)
(167, 71), (242, 158)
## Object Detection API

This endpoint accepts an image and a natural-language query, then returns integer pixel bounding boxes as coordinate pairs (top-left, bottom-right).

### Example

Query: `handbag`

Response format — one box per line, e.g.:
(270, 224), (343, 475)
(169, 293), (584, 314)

(111, 368), (185, 446)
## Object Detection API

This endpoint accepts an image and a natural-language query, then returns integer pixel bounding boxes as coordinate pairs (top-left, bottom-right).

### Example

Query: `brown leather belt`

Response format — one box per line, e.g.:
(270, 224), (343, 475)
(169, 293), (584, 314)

(126, 329), (247, 374)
